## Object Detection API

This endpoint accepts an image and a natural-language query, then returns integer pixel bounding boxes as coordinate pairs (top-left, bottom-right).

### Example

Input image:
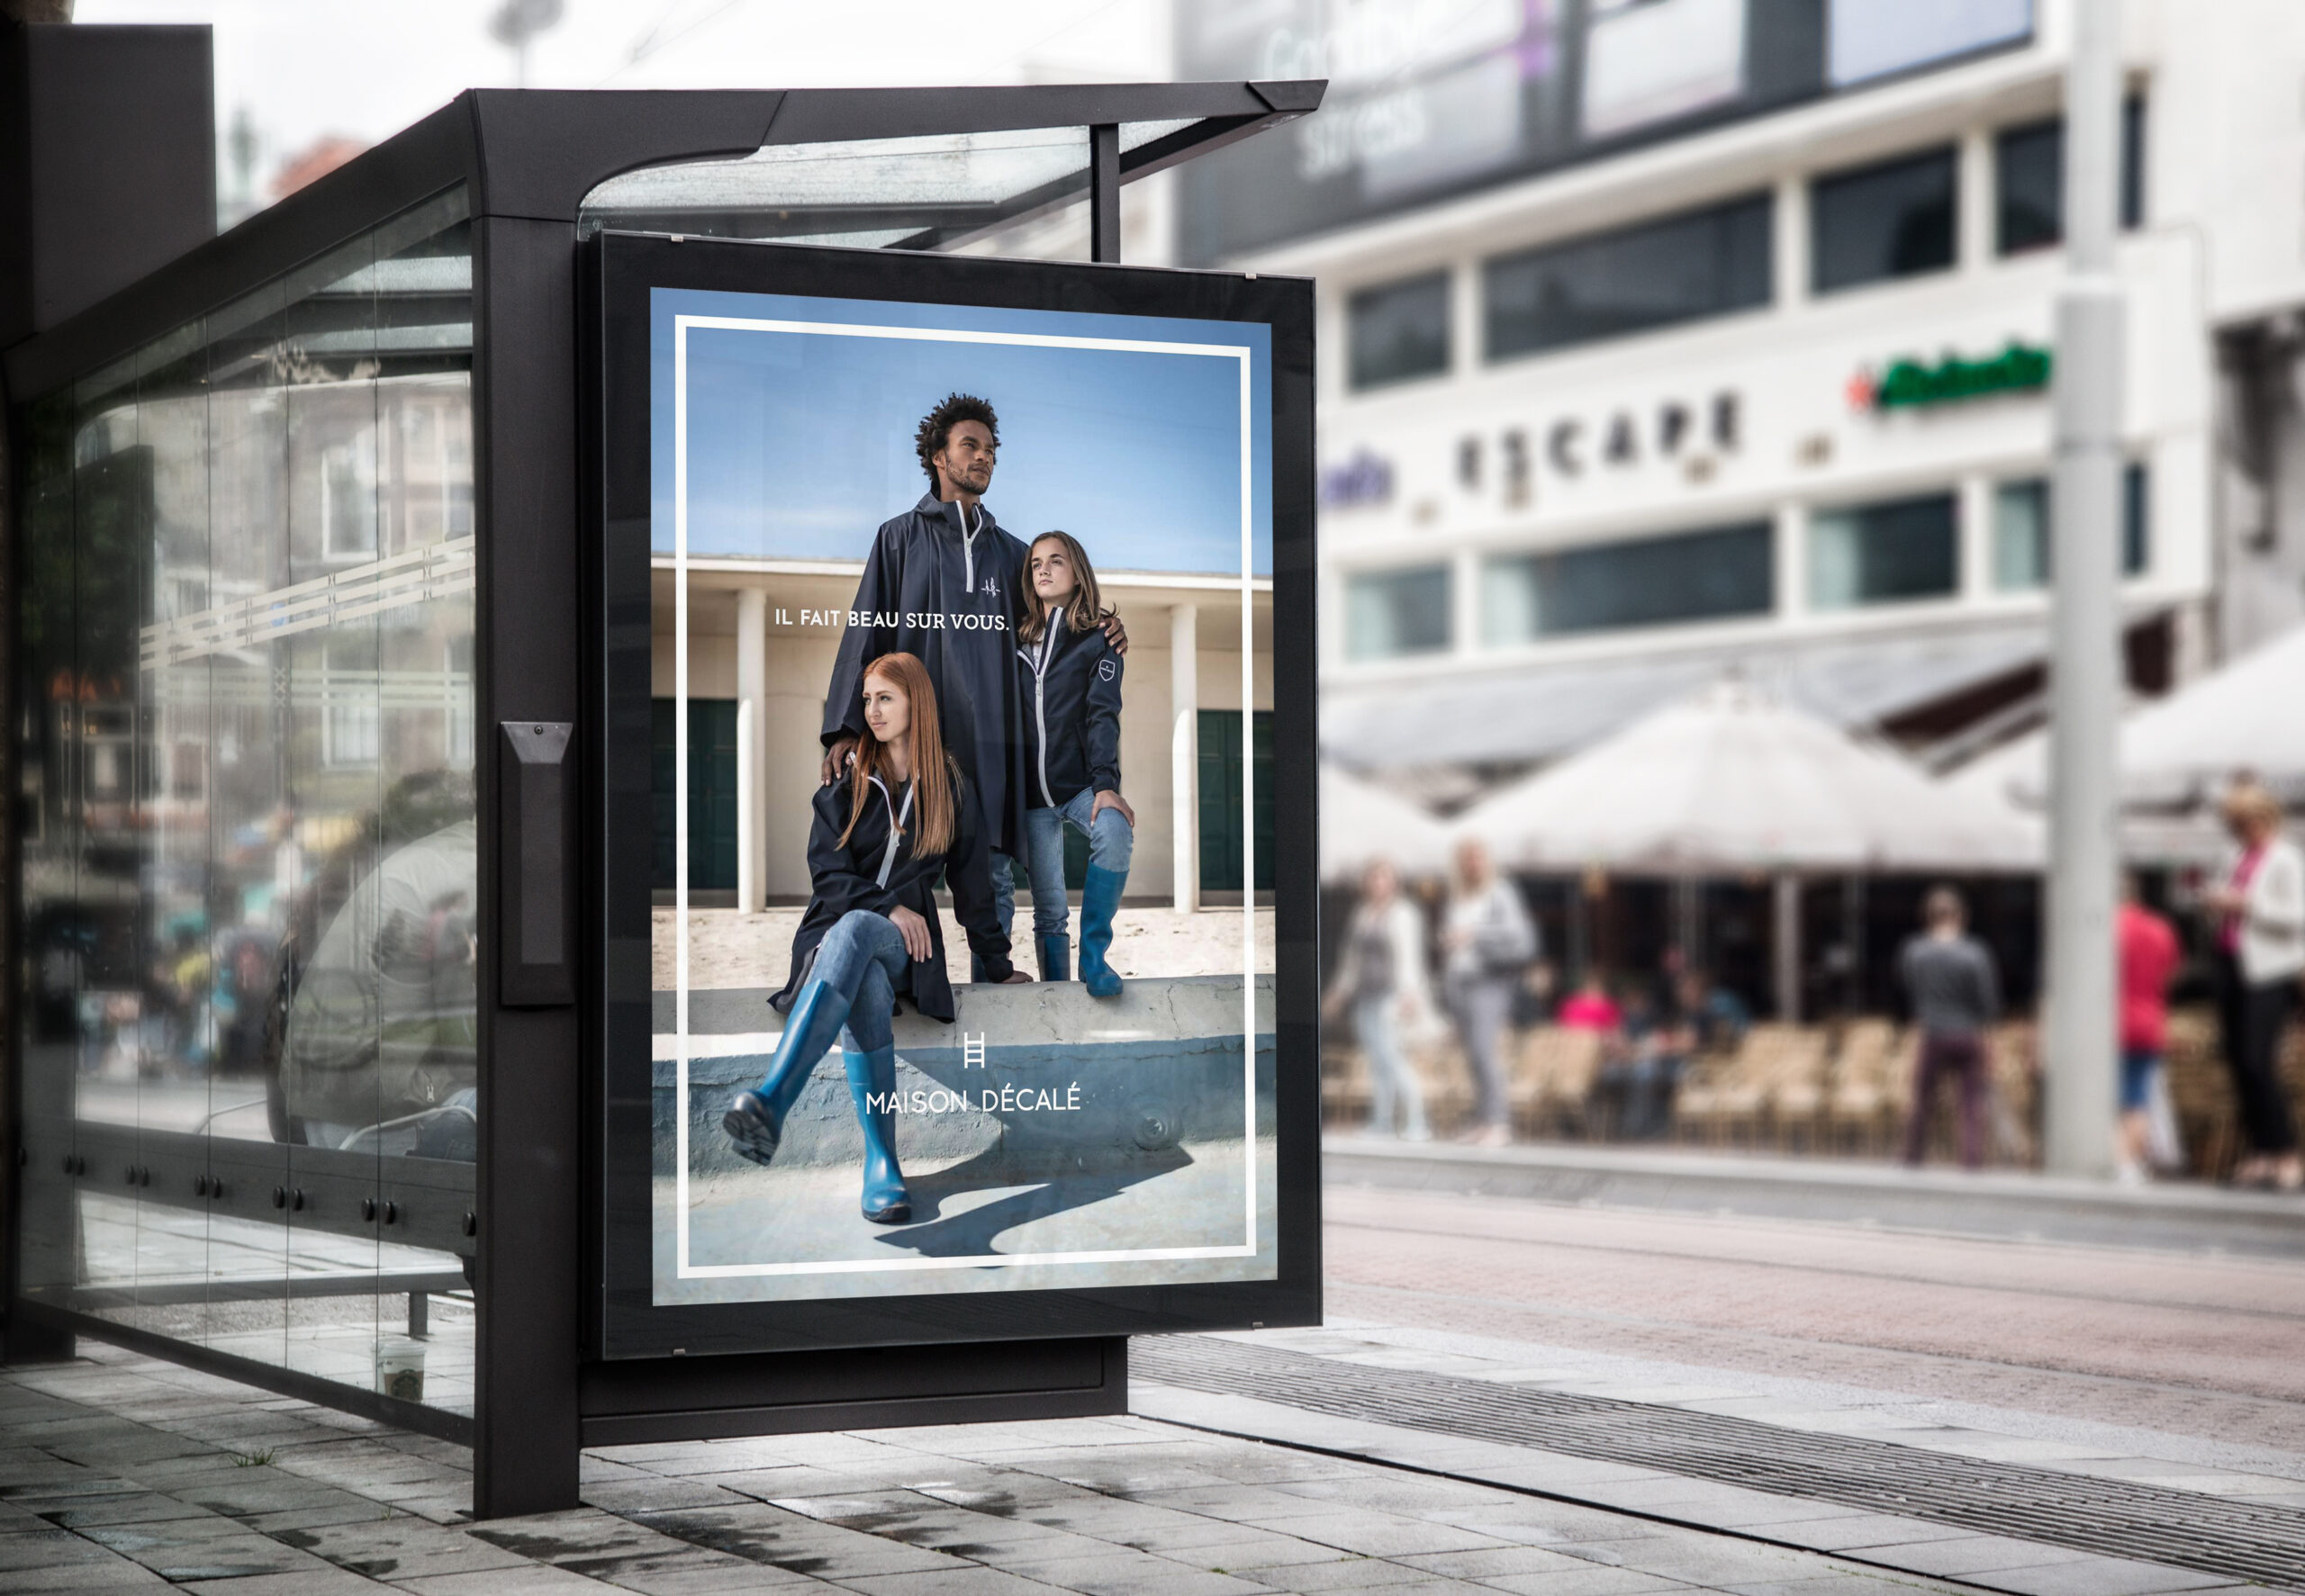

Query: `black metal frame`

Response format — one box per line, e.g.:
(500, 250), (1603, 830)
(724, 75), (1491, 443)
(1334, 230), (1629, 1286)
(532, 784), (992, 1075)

(587, 230), (1323, 1362)
(4, 79), (1324, 1520)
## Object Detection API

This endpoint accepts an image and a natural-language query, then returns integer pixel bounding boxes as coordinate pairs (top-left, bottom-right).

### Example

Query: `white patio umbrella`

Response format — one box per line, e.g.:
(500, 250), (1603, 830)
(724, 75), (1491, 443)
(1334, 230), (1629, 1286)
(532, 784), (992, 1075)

(1452, 679), (2041, 875)
(1948, 622), (2305, 861)
(1320, 763), (1454, 882)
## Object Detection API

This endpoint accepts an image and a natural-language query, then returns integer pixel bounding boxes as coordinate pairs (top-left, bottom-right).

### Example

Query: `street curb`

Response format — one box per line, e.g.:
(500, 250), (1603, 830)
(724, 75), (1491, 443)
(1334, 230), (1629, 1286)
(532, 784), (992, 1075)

(1324, 1137), (2305, 1257)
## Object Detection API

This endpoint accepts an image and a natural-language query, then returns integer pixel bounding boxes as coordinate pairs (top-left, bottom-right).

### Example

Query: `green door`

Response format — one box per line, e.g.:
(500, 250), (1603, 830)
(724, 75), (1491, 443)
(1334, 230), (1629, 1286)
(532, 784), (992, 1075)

(1198, 708), (1273, 893)
(652, 699), (739, 891)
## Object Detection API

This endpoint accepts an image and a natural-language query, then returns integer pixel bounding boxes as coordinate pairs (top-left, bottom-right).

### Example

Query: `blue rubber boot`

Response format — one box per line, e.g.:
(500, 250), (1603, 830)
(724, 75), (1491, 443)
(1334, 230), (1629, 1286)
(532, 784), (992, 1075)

(1078, 865), (1125, 998)
(842, 1045), (911, 1223)
(721, 980), (850, 1167)
(1036, 933), (1071, 983)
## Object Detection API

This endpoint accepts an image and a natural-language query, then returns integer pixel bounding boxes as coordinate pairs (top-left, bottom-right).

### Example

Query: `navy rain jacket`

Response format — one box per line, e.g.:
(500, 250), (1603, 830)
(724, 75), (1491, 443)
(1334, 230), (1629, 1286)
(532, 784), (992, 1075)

(1016, 618), (1123, 808)
(822, 494), (1029, 858)
(769, 762), (1014, 1023)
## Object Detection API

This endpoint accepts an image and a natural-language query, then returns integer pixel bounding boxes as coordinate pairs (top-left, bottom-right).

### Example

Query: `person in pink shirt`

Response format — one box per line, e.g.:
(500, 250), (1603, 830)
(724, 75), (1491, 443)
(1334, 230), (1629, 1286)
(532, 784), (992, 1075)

(1556, 972), (1623, 1032)
(2115, 874), (2181, 1184)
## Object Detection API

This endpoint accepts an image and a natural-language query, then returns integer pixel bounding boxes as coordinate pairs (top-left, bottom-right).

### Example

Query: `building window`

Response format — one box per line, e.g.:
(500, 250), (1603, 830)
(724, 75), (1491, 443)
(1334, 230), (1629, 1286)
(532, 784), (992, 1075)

(1995, 99), (2147, 256)
(1811, 148), (1957, 293)
(1483, 194), (1773, 362)
(1809, 491), (1959, 609)
(1991, 464), (2151, 590)
(1346, 565), (1452, 661)
(1483, 522), (1775, 644)
(1992, 479), (2049, 591)
(1347, 273), (1451, 391)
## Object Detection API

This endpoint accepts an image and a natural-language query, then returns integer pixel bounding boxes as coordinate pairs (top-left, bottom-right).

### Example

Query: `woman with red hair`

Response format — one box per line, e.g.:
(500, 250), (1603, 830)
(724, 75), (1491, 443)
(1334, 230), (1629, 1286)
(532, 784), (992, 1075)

(723, 653), (1025, 1222)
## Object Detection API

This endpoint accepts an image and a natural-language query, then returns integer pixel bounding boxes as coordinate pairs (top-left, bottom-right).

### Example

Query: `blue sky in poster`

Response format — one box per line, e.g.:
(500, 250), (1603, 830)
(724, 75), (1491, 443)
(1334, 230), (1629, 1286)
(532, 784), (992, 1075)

(650, 287), (1272, 577)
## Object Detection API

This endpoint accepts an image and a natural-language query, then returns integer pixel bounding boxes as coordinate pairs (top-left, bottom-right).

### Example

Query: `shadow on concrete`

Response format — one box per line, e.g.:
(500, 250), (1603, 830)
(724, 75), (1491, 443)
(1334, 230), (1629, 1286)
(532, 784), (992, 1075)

(874, 1145), (1197, 1258)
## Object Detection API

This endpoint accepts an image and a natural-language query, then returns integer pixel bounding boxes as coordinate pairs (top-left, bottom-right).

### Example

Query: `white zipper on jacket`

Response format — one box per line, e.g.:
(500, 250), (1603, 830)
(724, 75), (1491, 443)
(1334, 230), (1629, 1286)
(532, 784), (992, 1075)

(867, 775), (916, 888)
(1020, 624), (1060, 807)
(959, 501), (978, 593)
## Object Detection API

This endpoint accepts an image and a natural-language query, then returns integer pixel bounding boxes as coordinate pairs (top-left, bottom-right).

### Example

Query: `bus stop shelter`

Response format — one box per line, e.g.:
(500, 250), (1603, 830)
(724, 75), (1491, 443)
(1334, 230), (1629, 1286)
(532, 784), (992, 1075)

(2, 70), (1322, 1518)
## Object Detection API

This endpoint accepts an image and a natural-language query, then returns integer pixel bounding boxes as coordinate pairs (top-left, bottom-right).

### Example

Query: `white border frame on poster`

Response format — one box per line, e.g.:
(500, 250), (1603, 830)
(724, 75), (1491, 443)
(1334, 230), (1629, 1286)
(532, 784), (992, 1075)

(666, 311), (1261, 1282)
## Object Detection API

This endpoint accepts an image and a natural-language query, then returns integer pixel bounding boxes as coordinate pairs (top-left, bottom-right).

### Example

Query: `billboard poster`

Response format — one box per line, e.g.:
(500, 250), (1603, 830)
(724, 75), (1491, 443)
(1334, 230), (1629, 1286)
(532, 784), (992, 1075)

(592, 240), (1313, 1347)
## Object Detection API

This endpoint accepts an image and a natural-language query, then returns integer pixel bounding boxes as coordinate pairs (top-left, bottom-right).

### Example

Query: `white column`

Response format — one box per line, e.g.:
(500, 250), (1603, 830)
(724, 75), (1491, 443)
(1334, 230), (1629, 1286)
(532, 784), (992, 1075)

(1451, 257), (1483, 377)
(1171, 602), (1199, 914)
(2043, 0), (2126, 1179)
(1959, 126), (1996, 274)
(1773, 174), (1808, 311)
(1775, 501), (1809, 622)
(735, 587), (768, 915)
(1959, 473), (1996, 600)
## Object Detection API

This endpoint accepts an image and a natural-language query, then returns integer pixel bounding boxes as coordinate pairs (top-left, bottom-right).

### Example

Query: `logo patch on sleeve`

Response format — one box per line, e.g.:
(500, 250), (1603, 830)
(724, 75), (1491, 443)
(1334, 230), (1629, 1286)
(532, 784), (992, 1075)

(1098, 659), (1117, 681)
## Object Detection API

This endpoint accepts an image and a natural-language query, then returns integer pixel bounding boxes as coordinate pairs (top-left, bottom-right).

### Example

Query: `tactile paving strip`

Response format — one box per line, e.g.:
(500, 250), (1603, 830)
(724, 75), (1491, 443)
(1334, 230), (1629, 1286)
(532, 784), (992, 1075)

(1134, 1338), (2305, 1588)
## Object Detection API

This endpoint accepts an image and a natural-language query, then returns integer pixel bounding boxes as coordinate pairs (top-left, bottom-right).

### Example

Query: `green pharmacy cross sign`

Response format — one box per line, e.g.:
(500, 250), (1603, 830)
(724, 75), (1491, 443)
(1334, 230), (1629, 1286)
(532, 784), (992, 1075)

(1849, 341), (2053, 412)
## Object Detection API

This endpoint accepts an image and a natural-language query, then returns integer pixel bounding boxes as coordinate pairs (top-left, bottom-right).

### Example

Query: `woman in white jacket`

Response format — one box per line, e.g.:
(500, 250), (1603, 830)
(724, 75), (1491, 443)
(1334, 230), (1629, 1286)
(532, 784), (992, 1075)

(2201, 782), (2304, 1190)
(1324, 859), (1433, 1141)
(1442, 838), (1539, 1146)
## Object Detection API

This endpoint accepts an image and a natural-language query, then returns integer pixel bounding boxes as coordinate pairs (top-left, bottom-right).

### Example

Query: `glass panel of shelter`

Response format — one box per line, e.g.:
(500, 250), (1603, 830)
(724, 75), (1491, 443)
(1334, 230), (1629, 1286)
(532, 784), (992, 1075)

(16, 391), (78, 1330)
(577, 121), (1198, 257)
(15, 189), (475, 1415)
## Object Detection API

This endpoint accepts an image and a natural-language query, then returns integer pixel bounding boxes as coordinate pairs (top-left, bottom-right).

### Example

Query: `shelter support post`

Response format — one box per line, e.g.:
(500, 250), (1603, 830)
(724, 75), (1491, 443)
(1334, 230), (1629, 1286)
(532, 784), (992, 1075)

(1089, 123), (1120, 264)
(474, 212), (583, 1519)
(2044, 0), (2125, 1179)
(1773, 873), (1801, 1023)
(1171, 602), (1199, 913)
(737, 587), (768, 914)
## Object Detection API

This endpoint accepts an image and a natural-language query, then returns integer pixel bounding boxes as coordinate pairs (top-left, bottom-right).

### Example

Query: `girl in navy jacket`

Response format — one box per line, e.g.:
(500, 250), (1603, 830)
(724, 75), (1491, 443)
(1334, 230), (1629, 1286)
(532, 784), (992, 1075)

(724, 651), (1024, 1222)
(1012, 531), (1134, 996)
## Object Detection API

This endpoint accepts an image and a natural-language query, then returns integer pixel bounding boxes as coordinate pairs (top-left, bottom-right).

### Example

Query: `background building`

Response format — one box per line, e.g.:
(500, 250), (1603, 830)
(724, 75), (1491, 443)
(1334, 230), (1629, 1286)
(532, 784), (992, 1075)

(1176, 0), (2305, 1008)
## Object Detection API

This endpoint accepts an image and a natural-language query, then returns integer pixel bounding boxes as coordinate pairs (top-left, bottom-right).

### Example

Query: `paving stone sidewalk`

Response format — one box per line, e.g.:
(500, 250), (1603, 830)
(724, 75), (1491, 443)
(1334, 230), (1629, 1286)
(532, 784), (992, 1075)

(0, 1340), (1999, 1595)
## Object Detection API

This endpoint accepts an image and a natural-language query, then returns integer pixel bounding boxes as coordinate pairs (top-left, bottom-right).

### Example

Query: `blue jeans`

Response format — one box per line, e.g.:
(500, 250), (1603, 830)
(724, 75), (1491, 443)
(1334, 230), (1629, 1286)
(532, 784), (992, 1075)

(2120, 1048), (2160, 1112)
(1006, 789), (1134, 938)
(1354, 993), (1427, 1139)
(808, 909), (908, 1053)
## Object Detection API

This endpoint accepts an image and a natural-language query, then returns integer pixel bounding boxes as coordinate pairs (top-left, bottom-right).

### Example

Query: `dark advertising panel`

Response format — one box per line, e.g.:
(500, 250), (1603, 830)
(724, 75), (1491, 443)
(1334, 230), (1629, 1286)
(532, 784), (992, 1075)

(1175, 0), (2035, 262)
(592, 235), (1319, 1357)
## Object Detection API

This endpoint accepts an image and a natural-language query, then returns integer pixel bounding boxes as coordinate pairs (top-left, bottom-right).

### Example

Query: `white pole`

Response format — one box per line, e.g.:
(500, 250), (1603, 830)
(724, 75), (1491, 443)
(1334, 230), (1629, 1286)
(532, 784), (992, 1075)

(2044, 0), (2125, 1178)
(735, 587), (768, 915)
(1171, 602), (1199, 914)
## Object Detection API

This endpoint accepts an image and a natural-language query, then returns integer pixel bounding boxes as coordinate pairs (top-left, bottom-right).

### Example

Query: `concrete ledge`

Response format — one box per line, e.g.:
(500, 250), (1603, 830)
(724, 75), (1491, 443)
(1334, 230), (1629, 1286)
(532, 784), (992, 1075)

(658, 975), (1274, 1177)
(1324, 1137), (2305, 1258)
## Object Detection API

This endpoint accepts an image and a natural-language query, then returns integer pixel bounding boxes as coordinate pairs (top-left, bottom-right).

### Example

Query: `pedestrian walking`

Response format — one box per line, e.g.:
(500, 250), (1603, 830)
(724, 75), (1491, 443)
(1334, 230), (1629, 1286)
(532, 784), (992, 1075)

(2200, 782), (2304, 1191)
(2115, 874), (2181, 1185)
(1898, 886), (2001, 1169)
(1323, 858), (1434, 1141)
(1442, 837), (1537, 1147)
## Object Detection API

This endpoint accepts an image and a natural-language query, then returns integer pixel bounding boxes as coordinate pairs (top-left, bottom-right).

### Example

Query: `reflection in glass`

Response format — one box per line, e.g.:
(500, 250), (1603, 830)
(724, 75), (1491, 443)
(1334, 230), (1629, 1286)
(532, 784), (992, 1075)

(15, 191), (476, 1414)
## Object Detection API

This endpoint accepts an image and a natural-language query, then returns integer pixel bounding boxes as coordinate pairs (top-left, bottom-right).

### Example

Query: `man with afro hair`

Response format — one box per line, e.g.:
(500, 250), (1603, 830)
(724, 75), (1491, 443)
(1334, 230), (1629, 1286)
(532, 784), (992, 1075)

(818, 393), (1125, 950)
